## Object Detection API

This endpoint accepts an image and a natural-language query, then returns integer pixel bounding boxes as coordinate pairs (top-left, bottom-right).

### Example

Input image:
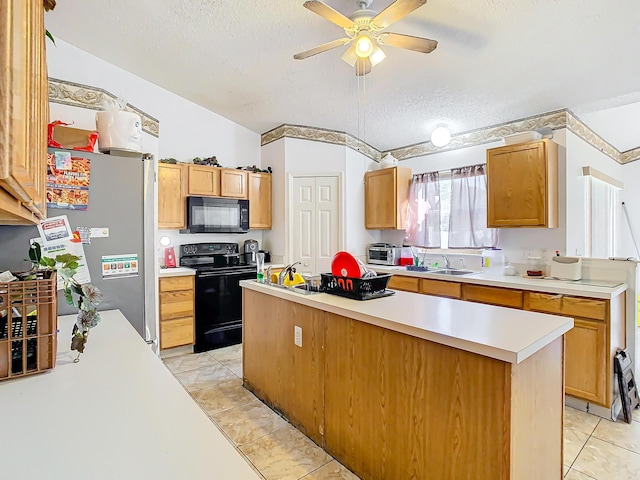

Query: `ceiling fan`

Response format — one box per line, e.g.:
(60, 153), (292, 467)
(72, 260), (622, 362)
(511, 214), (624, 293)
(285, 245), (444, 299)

(294, 0), (438, 76)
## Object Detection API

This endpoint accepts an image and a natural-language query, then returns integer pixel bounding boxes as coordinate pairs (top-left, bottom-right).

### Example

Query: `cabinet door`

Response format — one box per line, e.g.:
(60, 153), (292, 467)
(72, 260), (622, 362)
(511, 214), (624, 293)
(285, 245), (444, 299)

(365, 167), (411, 230)
(565, 318), (606, 405)
(0, 0), (47, 223)
(158, 164), (186, 229)
(420, 278), (462, 299)
(187, 165), (220, 196)
(387, 275), (420, 293)
(365, 168), (397, 229)
(248, 172), (272, 229)
(220, 169), (248, 199)
(462, 284), (524, 308)
(486, 140), (557, 228)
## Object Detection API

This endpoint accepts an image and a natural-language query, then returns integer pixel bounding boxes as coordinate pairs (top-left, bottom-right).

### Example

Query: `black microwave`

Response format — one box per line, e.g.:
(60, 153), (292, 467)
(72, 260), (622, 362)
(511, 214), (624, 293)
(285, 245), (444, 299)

(184, 197), (249, 233)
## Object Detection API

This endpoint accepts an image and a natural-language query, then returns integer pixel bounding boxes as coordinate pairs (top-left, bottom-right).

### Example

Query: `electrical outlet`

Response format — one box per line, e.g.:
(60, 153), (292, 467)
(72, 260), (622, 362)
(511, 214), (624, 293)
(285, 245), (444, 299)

(294, 326), (302, 347)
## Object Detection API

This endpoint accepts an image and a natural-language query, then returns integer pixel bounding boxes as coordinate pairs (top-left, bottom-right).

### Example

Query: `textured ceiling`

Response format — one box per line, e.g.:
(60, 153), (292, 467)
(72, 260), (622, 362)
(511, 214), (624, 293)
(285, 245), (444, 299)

(46, 0), (640, 151)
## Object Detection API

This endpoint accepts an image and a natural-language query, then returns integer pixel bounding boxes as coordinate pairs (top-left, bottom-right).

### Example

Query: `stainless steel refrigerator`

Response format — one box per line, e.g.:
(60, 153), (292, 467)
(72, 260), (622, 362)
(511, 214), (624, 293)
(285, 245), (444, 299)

(0, 148), (153, 337)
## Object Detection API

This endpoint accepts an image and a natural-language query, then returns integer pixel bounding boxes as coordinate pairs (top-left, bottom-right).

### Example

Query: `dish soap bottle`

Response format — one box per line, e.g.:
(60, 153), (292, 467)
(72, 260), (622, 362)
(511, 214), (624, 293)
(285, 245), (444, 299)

(256, 252), (265, 283)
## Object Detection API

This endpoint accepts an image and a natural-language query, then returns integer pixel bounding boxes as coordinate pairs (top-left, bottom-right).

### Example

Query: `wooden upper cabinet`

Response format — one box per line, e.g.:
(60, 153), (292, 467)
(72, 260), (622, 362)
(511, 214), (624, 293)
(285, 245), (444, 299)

(248, 172), (272, 229)
(365, 166), (412, 229)
(0, 0), (48, 224)
(158, 163), (186, 229)
(187, 165), (220, 196)
(486, 139), (558, 228)
(220, 169), (248, 199)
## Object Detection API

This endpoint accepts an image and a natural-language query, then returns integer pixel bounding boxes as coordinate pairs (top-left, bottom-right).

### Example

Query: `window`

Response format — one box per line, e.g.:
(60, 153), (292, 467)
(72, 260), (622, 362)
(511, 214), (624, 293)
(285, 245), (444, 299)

(583, 167), (622, 258)
(404, 165), (498, 249)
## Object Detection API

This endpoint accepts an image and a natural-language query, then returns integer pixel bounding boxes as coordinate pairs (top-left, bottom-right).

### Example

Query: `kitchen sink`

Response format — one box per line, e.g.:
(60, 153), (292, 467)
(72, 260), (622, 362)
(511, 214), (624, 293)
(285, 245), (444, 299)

(291, 284), (322, 295)
(258, 280), (322, 295)
(430, 269), (476, 276)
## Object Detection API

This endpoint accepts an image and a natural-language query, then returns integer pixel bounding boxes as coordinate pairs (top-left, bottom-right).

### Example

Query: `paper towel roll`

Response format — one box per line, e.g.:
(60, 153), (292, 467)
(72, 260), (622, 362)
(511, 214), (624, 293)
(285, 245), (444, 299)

(96, 110), (142, 153)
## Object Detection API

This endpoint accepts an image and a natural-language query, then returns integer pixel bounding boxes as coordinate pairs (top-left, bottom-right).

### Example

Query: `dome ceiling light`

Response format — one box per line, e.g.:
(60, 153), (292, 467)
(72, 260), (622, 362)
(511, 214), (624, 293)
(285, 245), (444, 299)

(430, 126), (451, 147)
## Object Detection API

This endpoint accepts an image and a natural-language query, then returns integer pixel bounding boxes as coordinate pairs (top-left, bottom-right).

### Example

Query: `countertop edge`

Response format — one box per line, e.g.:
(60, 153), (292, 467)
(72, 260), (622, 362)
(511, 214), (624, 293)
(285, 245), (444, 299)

(368, 265), (627, 299)
(241, 281), (573, 364)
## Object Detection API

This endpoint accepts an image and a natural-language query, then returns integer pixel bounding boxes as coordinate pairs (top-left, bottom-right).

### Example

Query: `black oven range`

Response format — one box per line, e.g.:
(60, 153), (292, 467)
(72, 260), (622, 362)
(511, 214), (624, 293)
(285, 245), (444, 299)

(179, 242), (255, 352)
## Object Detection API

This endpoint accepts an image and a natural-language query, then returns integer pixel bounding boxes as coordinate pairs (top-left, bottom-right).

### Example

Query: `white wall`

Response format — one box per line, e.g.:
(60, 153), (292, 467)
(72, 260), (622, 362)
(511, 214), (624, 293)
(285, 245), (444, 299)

(262, 137), (379, 265)
(47, 39), (264, 253)
(47, 39), (260, 166)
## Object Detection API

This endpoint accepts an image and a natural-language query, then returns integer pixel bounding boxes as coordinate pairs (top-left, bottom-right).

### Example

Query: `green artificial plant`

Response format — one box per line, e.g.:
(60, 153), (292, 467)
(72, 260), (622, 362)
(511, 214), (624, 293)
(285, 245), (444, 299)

(29, 241), (103, 361)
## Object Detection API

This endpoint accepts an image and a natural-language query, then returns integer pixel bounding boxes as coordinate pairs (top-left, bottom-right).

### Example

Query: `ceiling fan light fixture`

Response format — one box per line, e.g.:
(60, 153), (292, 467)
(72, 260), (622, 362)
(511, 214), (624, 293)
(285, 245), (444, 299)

(355, 33), (374, 58)
(430, 126), (451, 147)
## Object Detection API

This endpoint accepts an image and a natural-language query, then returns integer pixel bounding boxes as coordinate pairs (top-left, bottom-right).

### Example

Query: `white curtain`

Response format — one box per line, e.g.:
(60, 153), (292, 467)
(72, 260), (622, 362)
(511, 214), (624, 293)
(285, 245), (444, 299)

(448, 165), (498, 248)
(404, 172), (441, 247)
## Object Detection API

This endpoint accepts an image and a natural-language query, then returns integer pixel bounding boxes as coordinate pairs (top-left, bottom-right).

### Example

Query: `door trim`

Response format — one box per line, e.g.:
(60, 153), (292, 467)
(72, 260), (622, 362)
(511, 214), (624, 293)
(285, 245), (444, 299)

(286, 173), (345, 267)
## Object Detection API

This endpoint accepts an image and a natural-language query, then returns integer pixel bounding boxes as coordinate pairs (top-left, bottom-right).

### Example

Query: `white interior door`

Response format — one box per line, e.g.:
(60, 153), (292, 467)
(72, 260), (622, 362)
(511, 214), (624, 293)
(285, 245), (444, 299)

(291, 176), (340, 275)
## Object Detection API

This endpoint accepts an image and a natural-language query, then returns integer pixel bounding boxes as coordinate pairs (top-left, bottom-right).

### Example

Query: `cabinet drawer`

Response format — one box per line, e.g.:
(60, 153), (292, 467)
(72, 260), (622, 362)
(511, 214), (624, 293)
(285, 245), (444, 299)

(159, 276), (194, 292)
(160, 290), (194, 320)
(160, 317), (194, 350)
(388, 275), (420, 293)
(527, 293), (607, 321)
(420, 279), (462, 299)
(462, 284), (523, 308)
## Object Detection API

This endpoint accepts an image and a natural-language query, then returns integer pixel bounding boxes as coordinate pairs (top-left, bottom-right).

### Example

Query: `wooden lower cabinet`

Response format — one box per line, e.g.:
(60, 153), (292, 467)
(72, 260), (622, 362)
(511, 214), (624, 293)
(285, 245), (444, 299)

(384, 274), (625, 407)
(462, 283), (524, 308)
(420, 278), (462, 298)
(387, 275), (420, 292)
(564, 318), (606, 404)
(243, 288), (564, 480)
(159, 276), (195, 350)
(242, 290), (324, 444)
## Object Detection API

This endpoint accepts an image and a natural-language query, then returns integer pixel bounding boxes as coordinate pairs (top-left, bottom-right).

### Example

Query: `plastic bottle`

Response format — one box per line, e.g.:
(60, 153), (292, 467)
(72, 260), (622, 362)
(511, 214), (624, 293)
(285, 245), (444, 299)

(256, 252), (265, 283)
(481, 249), (505, 275)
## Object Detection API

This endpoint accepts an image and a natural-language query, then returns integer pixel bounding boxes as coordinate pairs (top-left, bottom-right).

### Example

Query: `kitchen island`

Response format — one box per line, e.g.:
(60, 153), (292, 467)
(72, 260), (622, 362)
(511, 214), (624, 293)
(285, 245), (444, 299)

(241, 280), (574, 480)
(0, 310), (260, 480)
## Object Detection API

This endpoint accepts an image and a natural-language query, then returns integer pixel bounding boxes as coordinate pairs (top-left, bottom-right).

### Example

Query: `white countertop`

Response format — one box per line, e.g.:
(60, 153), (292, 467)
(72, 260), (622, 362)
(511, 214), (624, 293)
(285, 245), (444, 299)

(158, 266), (196, 277)
(0, 310), (260, 480)
(367, 265), (627, 299)
(241, 281), (573, 365)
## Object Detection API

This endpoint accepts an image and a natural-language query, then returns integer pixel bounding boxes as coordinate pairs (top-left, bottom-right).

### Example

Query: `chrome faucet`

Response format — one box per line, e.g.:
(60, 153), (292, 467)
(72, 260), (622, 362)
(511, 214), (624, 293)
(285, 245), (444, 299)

(278, 261), (301, 285)
(443, 254), (451, 269)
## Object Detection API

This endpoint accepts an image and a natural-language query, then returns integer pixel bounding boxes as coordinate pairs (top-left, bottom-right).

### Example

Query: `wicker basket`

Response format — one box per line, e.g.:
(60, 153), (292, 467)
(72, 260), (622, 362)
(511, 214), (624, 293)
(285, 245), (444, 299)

(0, 272), (57, 380)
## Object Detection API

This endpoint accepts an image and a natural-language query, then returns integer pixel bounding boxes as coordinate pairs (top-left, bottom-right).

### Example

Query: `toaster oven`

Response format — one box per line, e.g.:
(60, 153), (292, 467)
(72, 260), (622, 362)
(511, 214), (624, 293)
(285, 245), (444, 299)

(367, 243), (401, 265)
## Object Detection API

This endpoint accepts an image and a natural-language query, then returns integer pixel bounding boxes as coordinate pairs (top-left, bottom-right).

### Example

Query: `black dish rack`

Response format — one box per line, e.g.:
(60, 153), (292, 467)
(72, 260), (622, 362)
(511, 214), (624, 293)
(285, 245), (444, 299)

(320, 273), (395, 300)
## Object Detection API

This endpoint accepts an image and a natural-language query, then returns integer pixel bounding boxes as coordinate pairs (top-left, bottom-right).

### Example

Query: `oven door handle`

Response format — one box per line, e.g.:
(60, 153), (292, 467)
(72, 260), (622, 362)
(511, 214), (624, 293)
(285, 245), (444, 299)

(197, 270), (255, 278)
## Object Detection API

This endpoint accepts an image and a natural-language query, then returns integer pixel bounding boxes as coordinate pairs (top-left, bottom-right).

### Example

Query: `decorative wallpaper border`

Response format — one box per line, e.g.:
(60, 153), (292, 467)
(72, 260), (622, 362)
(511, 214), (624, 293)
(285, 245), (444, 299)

(261, 124), (381, 161)
(261, 110), (640, 165)
(48, 78), (160, 138)
(388, 110), (568, 161)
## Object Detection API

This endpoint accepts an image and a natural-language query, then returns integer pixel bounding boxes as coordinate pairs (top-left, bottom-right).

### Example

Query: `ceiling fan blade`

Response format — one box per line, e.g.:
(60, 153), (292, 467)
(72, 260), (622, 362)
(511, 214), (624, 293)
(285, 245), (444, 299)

(303, 1), (354, 29)
(294, 38), (352, 60)
(355, 57), (372, 76)
(371, 0), (427, 29)
(378, 32), (437, 54)
(341, 44), (358, 67)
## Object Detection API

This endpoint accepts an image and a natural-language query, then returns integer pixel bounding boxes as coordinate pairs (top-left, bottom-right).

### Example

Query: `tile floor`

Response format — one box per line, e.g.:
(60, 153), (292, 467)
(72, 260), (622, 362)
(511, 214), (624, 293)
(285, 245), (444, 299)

(164, 345), (640, 480)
